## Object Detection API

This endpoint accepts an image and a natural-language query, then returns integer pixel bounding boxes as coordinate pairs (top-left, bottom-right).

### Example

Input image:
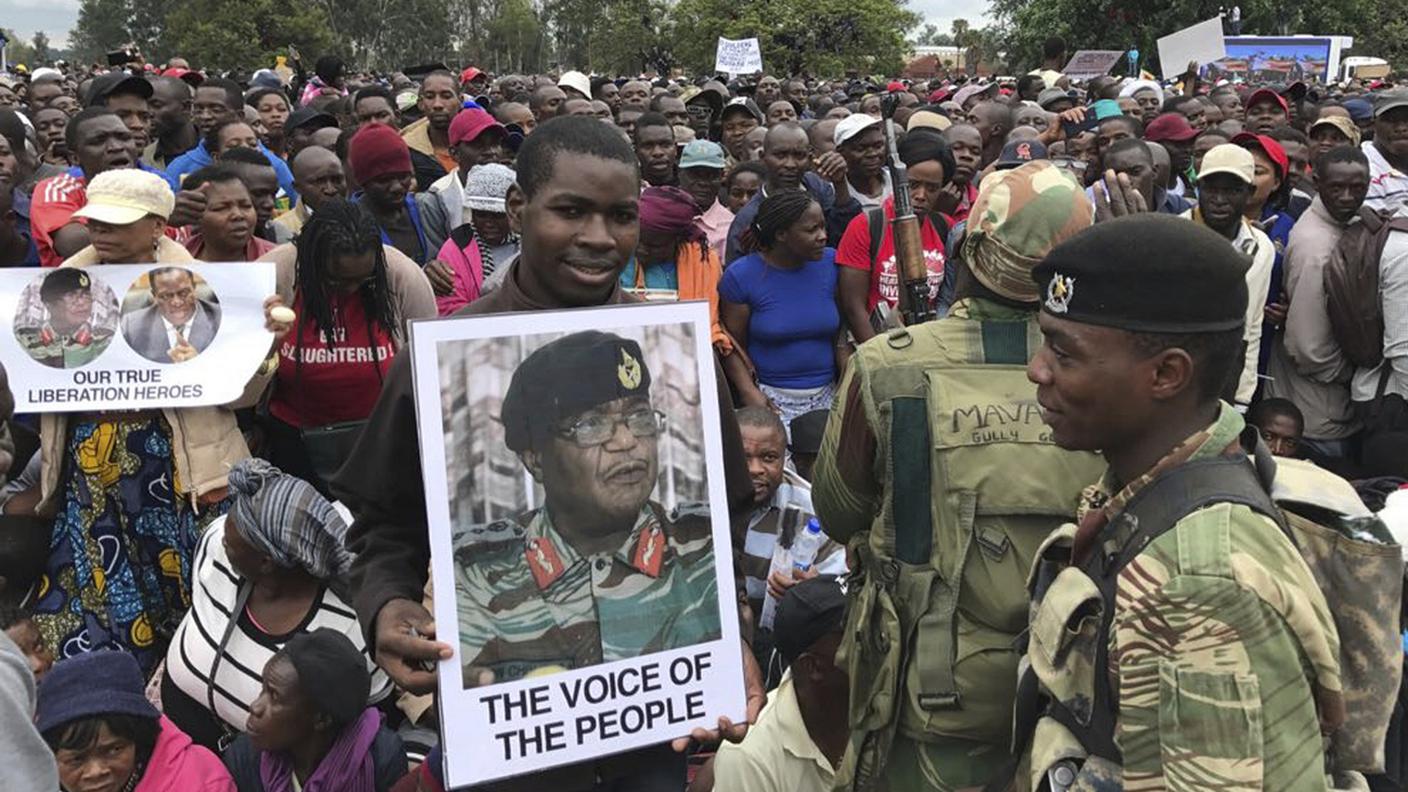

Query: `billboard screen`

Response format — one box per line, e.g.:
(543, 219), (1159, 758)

(1203, 36), (1336, 83)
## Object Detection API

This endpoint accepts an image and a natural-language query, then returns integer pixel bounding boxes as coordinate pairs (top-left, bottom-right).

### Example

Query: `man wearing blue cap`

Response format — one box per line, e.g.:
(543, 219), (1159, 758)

(678, 139), (732, 260)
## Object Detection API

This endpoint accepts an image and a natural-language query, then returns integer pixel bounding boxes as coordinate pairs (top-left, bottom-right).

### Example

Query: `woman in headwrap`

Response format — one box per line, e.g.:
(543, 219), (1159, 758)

(627, 186), (732, 353)
(223, 629), (407, 792)
(161, 458), (392, 753)
(718, 191), (843, 428)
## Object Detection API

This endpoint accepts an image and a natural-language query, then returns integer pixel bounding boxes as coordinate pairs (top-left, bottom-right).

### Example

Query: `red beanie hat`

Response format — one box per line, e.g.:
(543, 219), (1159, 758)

(348, 123), (412, 184)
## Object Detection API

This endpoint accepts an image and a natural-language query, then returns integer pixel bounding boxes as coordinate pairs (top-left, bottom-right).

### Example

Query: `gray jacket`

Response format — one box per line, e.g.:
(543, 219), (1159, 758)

(121, 299), (222, 364)
(1267, 196), (1360, 439)
(0, 632), (58, 787)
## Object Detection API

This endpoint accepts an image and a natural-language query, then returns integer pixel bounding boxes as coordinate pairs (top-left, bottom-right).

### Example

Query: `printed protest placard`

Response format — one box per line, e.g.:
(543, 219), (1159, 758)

(715, 37), (763, 75)
(1062, 50), (1125, 80)
(411, 301), (746, 787)
(1157, 16), (1228, 79)
(0, 262), (275, 412)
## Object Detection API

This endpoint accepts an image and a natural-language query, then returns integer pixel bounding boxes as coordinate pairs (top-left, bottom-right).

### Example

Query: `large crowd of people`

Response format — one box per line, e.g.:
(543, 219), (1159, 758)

(0, 34), (1407, 792)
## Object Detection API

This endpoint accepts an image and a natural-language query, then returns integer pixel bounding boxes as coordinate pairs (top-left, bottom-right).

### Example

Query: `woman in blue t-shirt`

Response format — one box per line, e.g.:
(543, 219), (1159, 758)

(718, 191), (843, 427)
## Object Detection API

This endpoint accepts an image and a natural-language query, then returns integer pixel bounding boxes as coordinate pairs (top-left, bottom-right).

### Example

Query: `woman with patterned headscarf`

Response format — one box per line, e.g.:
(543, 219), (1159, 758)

(627, 185), (732, 355)
(160, 458), (391, 752)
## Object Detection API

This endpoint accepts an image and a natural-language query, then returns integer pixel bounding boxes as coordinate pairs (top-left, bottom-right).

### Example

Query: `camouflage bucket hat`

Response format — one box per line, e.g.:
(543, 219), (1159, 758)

(963, 160), (1093, 303)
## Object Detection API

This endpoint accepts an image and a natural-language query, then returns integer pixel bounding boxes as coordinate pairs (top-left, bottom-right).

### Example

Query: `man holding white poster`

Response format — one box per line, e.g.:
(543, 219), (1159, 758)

(455, 330), (722, 686)
(333, 116), (762, 791)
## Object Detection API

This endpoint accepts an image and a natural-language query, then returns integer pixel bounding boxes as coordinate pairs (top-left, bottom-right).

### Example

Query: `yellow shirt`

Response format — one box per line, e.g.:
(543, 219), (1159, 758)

(712, 673), (835, 792)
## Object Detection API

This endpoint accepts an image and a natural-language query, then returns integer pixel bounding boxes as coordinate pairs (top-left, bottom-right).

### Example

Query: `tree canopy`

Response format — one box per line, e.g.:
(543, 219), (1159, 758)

(67, 0), (918, 76)
(990, 0), (1401, 76)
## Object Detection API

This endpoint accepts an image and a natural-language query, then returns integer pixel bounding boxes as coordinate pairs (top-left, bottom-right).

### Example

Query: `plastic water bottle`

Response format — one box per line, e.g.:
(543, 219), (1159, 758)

(760, 518), (826, 630)
(790, 518), (826, 573)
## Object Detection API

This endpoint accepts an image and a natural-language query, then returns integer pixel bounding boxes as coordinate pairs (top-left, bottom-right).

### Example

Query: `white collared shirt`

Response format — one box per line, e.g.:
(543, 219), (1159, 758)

(1180, 209), (1273, 406)
(162, 314), (193, 351)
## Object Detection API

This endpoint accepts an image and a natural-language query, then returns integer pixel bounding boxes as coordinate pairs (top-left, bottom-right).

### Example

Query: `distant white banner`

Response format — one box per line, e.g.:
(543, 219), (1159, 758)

(715, 37), (763, 75)
(1, 262), (275, 412)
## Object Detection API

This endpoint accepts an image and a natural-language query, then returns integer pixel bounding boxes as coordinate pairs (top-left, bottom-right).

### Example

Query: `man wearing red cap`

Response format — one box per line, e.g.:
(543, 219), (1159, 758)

(1145, 112), (1200, 199)
(348, 123), (435, 265)
(420, 108), (512, 256)
(1245, 88), (1289, 135)
(460, 66), (489, 97)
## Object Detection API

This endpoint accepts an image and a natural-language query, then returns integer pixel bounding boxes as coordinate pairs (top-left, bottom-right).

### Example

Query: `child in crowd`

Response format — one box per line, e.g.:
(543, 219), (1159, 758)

(0, 604), (54, 681)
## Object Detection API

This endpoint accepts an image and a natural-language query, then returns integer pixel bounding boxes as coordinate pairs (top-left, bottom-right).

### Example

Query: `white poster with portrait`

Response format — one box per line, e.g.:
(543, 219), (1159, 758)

(410, 300), (745, 787)
(0, 262), (275, 412)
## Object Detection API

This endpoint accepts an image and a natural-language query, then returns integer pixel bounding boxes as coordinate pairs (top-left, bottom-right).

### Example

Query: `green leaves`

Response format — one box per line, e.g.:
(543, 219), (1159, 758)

(993, 0), (1397, 76)
(671, 0), (917, 75)
(70, 0), (334, 70)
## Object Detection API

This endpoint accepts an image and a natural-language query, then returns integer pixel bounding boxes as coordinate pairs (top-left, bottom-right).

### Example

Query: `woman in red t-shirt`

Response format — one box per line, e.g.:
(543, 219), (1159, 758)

(261, 199), (436, 492)
(835, 129), (956, 344)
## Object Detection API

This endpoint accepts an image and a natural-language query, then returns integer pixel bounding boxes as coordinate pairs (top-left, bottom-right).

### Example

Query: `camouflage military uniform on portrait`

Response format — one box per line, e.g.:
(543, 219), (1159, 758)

(812, 162), (1105, 791)
(17, 269), (116, 369)
(455, 500), (720, 684)
(451, 330), (722, 687)
(17, 324), (114, 368)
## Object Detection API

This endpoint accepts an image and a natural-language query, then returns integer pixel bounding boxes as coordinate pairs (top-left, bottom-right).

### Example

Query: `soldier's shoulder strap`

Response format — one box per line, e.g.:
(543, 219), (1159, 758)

(1039, 431), (1285, 767)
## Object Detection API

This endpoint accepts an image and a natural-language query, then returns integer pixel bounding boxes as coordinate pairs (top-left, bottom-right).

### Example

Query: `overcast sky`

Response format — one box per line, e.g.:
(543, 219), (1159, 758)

(4, 0), (991, 53)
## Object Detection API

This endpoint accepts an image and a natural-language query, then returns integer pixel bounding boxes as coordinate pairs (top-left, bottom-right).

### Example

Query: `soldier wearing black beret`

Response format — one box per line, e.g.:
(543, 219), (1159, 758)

(454, 330), (722, 687)
(1016, 213), (1342, 790)
(19, 268), (114, 369)
(501, 330), (654, 453)
(40, 268), (93, 305)
(1027, 213), (1251, 451)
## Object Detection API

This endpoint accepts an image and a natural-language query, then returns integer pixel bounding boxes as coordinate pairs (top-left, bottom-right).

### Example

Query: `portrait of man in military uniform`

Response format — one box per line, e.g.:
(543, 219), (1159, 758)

(14, 268), (120, 369)
(450, 330), (723, 688)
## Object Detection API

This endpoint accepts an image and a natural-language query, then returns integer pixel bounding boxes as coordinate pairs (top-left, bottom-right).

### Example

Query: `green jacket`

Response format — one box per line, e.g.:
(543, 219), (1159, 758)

(812, 298), (1103, 789)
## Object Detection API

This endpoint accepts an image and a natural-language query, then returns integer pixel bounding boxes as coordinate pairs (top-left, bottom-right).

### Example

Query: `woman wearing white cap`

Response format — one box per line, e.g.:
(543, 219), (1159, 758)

(433, 163), (519, 312)
(30, 168), (294, 676)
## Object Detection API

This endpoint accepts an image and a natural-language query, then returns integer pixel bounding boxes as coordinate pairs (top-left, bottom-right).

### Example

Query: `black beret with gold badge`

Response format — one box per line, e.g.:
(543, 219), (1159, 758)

(502, 330), (653, 452)
(1031, 214), (1251, 334)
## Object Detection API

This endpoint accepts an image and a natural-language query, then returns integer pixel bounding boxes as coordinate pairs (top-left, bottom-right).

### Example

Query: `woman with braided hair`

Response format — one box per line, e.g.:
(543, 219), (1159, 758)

(257, 198), (436, 492)
(718, 190), (843, 428)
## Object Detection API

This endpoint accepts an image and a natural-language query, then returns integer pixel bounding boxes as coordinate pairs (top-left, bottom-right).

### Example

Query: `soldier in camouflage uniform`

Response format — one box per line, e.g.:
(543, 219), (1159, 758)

(812, 161), (1106, 791)
(1016, 214), (1342, 791)
(17, 268), (114, 369)
(453, 331), (722, 687)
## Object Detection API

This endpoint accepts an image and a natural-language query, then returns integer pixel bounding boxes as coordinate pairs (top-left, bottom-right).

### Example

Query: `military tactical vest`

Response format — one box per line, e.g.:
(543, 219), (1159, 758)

(837, 311), (1104, 790)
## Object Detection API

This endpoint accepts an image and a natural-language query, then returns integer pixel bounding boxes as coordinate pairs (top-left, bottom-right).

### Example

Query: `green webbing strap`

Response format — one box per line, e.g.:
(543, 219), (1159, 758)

(979, 320), (1029, 365)
(891, 397), (932, 565)
(916, 490), (974, 711)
